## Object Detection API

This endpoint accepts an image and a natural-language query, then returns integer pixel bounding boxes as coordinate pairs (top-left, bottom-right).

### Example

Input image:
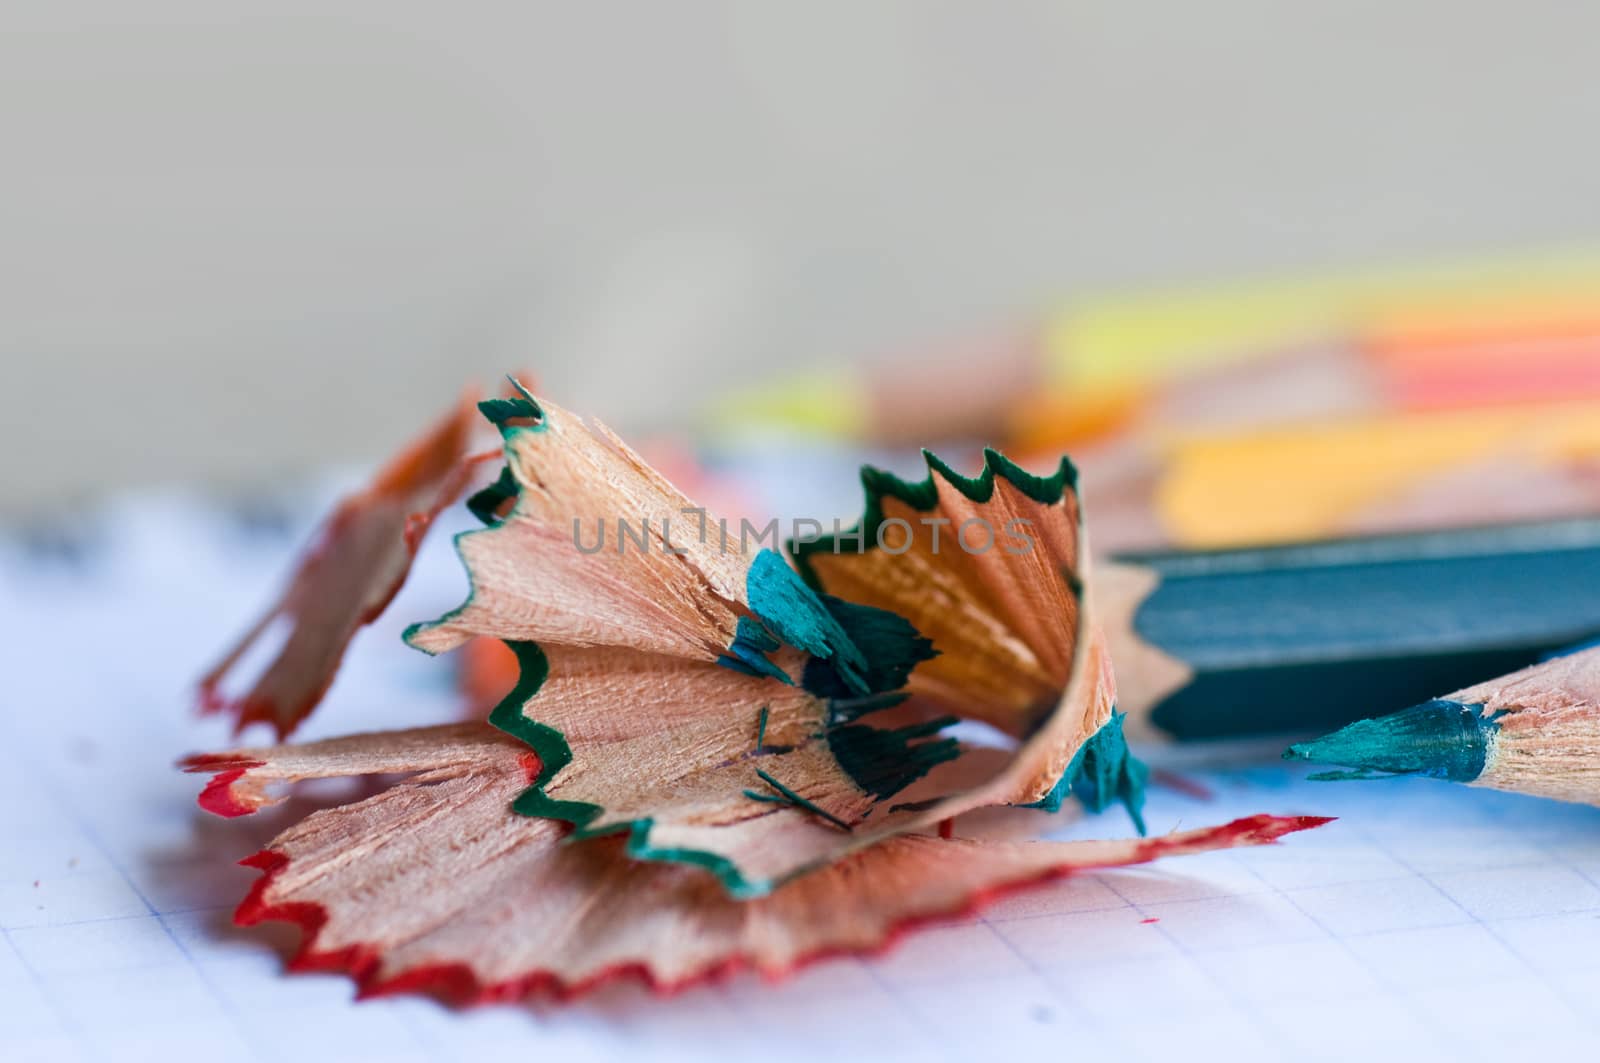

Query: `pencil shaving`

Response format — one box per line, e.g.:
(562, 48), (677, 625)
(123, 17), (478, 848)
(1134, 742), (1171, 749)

(183, 381), (1328, 1004)
(185, 723), (1326, 1003)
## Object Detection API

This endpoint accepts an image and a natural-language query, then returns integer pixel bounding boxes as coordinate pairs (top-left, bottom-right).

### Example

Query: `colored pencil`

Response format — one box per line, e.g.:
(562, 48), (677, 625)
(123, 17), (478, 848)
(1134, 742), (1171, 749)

(1283, 643), (1600, 808)
(711, 246), (1600, 450)
(1099, 517), (1600, 741)
(1130, 399), (1600, 550)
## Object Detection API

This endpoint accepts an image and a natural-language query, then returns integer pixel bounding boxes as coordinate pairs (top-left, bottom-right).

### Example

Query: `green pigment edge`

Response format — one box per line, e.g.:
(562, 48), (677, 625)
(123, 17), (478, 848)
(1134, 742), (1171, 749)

(480, 639), (957, 900)
(405, 386), (966, 897)
(787, 446), (1128, 825)
(1022, 710), (1149, 833)
(482, 640), (773, 897)
(400, 387), (547, 650)
(790, 447), (1078, 588)
(404, 394), (953, 897)
(790, 445), (1139, 826)
(401, 412), (778, 896)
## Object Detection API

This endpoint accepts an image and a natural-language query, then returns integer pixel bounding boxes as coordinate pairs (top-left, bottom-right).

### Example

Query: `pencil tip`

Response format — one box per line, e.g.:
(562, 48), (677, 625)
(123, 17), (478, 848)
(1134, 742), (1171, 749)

(1283, 699), (1496, 783)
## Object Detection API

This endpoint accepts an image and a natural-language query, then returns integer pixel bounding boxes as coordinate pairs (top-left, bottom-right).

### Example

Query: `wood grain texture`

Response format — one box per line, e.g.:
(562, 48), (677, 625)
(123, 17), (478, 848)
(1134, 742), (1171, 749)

(184, 722), (1326, 1002)
(197, 390), (483, 738)
(1460, 645), (1600, 806)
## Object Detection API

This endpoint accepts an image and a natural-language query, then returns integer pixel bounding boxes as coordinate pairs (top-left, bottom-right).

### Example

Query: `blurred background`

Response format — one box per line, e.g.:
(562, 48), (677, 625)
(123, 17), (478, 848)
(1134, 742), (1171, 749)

(9, 1), (1600, 514)
(9, 9), (1600, 1056)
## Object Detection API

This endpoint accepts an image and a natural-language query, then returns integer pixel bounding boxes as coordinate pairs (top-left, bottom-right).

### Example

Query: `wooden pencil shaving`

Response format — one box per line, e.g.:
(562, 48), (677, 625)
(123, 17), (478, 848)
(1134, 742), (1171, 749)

(184, 380), (1327, 1003)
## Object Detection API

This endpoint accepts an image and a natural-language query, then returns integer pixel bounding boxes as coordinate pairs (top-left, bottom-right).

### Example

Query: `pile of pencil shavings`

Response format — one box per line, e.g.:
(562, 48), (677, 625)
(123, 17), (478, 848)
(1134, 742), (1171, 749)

(183, 379), (1324, 1004)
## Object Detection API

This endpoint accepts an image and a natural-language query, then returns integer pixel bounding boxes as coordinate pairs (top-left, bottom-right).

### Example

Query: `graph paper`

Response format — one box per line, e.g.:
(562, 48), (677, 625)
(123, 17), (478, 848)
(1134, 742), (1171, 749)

(4, 482), (1600, 1063)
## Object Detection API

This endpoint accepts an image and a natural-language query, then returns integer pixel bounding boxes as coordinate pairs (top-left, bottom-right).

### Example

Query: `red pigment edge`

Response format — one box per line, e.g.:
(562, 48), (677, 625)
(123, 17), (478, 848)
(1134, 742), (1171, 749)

(201, 751), (1330, 1007)
(195, 495), (442, 742)
(180, 755), (268, 818)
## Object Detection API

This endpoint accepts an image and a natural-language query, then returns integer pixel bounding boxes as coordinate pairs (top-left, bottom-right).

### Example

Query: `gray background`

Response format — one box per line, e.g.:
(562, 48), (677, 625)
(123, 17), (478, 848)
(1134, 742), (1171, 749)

(6, 1), (1600, 512)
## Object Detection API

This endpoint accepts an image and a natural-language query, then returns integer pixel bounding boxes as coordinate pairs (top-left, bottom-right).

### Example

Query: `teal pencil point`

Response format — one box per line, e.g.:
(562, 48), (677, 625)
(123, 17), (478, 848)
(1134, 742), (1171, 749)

(1283, 698), (1497, 783)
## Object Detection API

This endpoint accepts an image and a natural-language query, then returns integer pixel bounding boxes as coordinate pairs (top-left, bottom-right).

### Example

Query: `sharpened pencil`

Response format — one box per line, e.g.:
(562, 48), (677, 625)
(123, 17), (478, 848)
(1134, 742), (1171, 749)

(1283, 643), (1600, 807)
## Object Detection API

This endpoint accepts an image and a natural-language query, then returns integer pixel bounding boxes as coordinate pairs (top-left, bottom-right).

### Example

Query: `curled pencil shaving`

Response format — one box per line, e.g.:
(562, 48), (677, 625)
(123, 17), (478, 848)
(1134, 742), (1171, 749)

(197, 390), (486, 739)
(183, 383), (1326, 1004)
(193, 387), (1136, 896)
(793, 449), (1141, 817)
(402, 392), (1140, 895)
(195, 375), (546, 739)
(406, 390), (868, 685)
(182, 724), (1329, 1003)
(404, 392), (972, 896)
(479, 640), (962, 897)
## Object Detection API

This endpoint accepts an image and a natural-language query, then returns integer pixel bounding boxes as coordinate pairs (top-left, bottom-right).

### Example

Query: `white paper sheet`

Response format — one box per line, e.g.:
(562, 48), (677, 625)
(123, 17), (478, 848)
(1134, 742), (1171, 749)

(4, 486), (1599, 1063)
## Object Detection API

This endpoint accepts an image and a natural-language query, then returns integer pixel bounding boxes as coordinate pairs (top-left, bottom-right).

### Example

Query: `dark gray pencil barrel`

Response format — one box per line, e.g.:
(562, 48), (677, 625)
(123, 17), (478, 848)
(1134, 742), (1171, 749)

(1113, 517), (1600, 740)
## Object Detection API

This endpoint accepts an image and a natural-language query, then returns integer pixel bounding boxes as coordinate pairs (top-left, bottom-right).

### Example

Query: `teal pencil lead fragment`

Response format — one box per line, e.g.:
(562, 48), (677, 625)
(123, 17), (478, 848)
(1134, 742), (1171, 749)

(1283, 698), (1497, 783)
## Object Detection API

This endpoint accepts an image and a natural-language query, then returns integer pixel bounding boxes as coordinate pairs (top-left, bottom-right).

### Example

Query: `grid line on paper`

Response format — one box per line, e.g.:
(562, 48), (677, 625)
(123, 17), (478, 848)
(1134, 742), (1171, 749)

(1225, 828), (1473, 1050)
(1091, 864), (1287, 1053)
(1, 724), (269, 1061)
(8, 497), (1600, 1062)
(972, 908), (1104, 1035)
(1365, 824), (1600, 1036)
(1, 922), (77, 1040)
